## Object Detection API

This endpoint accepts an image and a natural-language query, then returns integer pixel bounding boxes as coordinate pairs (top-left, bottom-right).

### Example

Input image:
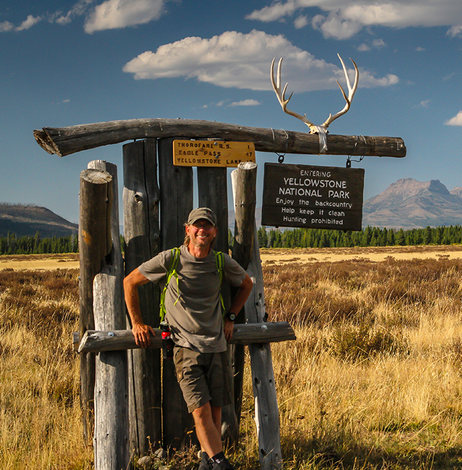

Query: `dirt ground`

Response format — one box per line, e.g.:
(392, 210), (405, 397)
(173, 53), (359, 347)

(2, 246), (462, 270)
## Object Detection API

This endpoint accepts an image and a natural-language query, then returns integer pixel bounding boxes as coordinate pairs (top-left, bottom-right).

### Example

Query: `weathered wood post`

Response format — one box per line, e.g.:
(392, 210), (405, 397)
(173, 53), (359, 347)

(246, 230), (282, 469)
(123, 139), (162, 456)
(231, 162), (257, 424)
(88, 160), (129, 470)
(158, 137), (195, 450)
(79, 168), (113, 442)
(197, 165), (238, 443)
(232, 162), (282, 469)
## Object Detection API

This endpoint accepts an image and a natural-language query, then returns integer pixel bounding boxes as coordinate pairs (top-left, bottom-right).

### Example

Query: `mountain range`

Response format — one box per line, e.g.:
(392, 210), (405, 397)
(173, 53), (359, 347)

(1, 178), (462, 237)
(362, 178), (462, 229)
(0, 204), (78, 238)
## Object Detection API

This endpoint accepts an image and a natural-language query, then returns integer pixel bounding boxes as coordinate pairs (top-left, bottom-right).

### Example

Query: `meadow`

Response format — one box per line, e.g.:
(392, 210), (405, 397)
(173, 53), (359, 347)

(1, 248), (462, 469)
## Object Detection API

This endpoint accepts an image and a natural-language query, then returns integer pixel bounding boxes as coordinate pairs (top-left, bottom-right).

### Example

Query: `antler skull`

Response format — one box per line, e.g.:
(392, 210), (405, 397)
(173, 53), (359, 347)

(270, 53), (359, 134)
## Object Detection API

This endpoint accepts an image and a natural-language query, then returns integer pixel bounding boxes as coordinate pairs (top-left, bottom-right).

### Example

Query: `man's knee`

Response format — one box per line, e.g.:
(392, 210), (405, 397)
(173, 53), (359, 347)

(192, 401), (212, 422)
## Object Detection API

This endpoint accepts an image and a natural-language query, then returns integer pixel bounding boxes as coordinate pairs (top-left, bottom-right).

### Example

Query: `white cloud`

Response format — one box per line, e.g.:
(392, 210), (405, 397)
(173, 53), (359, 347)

(416, 46), (426, 52)
(84, 0), (166, 33)
(16, 15), (42, 31)
(447, 25), (462, 37)
(0, 21), (14, 32)
(443, 72), (455, 81)
(357, 43), (371, 52)
(54, 0), (95, 26)
(294, 15), (308, 29)
(124, 30), (399, 92)
(247, 0), (462, 40)
(357, 39), (386, 52)
(0, 14), (43, 32)
(0, 0), (168, 33)
(372, 39), (386, 48)
(445, 111), (462, 126)
(229, 99), (261, 107)
(418, 100), (431, 108)
(246, 1), (299, 22)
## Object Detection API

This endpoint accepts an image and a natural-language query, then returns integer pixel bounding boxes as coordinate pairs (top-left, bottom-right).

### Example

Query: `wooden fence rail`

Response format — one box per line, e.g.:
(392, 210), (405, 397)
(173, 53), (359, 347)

(78, 322), (296, 353)
(33, 118), (406, 158)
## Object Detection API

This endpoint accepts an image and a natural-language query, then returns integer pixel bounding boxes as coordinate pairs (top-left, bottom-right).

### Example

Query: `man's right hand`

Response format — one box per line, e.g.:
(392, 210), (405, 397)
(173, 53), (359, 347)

(133, 322), (155, 348)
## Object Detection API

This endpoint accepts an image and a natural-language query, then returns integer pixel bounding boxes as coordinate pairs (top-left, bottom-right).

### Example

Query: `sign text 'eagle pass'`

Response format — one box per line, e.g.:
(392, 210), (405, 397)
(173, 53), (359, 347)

(173, 140), (255, 167)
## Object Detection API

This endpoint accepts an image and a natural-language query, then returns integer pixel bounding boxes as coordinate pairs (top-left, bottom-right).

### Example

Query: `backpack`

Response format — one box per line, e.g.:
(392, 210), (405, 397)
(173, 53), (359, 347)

(159, 247), (225, 322)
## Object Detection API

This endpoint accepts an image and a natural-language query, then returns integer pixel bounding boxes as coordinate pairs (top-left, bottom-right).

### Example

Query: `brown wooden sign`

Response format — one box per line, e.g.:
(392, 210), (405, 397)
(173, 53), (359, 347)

(262, 162), (364, 231)
(173, 140), (255, 167)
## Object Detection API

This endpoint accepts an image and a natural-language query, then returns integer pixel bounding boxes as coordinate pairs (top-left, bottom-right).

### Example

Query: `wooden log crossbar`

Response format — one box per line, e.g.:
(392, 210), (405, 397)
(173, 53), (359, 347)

(78, 322), (296, 353)
(33, 118), (406, 158)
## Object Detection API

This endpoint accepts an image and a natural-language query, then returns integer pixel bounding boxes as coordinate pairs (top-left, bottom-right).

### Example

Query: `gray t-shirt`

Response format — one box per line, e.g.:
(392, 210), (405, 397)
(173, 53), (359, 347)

(139, 245), (247, 353)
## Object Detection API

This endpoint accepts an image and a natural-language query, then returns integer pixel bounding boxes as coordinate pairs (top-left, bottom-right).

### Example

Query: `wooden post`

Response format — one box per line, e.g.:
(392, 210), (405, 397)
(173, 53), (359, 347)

(79, 168), (113, 442)
(232, 162), (257, 268)
(231, 162), (257, 425)
(93, 268), (129, 469)
(197, 167), (238, 444)
(123, 140), (161, 456)
(246, 227), (282, 470)
(158, 137), (195, 450)
(88, 160), (129, 469)
(232, 162), (283, 469)
(197, 167), (228, 251)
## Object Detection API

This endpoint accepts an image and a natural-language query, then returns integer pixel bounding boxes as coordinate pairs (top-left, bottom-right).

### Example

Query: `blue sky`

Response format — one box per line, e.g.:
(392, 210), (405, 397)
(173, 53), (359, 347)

(1, 0), (462, 224)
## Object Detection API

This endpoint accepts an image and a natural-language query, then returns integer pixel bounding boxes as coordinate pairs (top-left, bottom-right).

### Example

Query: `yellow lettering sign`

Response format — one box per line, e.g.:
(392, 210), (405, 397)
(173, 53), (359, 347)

(173, 140), (255, 167)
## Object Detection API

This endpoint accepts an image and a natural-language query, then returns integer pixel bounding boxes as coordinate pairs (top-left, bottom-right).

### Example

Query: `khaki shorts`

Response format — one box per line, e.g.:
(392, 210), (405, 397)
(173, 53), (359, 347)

(173, 346), (232, 413)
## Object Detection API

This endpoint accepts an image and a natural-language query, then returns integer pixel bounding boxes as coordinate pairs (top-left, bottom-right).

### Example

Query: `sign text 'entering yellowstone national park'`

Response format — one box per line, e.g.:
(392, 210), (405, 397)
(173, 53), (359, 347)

(262, 163), (365, 231)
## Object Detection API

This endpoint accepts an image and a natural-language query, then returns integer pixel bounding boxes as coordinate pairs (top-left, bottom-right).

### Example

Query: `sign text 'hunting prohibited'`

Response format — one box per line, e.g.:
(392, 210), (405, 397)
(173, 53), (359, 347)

(262, 162), (365, 231)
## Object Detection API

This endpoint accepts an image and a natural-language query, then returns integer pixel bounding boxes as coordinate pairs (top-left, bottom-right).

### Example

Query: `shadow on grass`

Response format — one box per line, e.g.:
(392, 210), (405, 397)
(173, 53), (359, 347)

(278, 431), (462, 470)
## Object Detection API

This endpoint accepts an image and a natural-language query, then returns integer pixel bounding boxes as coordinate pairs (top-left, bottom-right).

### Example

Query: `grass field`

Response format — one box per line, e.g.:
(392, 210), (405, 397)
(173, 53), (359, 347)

(2, 248), (462, 469)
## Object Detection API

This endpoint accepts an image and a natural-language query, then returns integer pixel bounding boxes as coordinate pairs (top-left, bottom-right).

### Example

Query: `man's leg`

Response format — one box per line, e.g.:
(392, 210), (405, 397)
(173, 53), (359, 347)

(211, 406), (222, 436)
(193, 401), (222, 458)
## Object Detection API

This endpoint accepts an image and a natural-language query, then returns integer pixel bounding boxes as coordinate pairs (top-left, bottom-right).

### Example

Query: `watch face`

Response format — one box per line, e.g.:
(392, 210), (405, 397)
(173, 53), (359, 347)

(228, 313), (236, 321)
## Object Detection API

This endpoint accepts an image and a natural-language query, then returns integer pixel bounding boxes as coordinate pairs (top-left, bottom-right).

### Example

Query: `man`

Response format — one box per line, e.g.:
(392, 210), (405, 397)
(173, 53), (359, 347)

(124, 207), (253, 470)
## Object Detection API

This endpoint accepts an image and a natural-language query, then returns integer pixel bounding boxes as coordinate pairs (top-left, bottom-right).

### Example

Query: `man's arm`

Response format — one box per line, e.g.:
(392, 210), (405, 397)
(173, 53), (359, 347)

(224, 273), (253, 341)
(123, 268), (155, 348)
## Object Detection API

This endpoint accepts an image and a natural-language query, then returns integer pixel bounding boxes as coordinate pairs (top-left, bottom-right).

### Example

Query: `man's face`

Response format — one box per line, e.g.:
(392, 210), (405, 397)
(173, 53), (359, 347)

(186, 219), (218, 249)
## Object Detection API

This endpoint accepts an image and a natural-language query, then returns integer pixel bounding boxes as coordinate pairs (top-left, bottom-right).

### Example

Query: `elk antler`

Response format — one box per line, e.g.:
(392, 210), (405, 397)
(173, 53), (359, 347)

(270, 57), (317, 133)
(270, 54), (359, 134)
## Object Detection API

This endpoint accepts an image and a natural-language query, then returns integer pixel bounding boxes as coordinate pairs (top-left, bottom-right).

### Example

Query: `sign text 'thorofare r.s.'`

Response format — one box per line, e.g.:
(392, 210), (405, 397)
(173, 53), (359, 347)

(173, 140), (255, 167)
(262, 163), (365, 231)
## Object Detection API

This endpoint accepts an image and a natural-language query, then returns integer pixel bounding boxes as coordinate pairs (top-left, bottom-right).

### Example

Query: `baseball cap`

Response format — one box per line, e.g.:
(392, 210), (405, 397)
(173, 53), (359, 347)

(186, 207), (217, 227)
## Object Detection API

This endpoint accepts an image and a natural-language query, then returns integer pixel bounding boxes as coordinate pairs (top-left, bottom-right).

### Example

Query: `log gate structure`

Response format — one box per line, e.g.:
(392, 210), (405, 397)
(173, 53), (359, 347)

(34, 118), (406, 470)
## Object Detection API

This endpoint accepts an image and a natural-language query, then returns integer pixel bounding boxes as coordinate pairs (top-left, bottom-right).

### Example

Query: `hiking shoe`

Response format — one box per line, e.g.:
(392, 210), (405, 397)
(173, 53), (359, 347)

(198, 451), (210, 470)
(209, 455), (234, 470)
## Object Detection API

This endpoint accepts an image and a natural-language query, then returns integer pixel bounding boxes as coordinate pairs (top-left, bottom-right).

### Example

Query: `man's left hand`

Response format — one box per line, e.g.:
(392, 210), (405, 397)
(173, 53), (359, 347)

(224, 318), (234, 342)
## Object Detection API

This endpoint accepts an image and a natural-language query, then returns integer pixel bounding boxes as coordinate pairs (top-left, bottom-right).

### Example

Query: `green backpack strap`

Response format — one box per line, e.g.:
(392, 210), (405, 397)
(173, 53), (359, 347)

(159, 247), (181, 322)
(214, 250), (226, 317)
(159, 248), (226, 322)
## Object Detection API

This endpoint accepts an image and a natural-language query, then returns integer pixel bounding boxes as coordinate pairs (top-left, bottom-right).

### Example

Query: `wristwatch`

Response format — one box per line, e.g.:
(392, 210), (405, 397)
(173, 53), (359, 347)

(227, 312), (237, 321)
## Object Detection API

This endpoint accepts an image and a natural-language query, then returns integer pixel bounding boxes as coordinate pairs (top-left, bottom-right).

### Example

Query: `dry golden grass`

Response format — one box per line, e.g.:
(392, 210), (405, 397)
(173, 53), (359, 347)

(0, 253), (79, 271)
(244, 255), (462, 469)
(2, 249), (462, 469)
(0, 268), (92, 469)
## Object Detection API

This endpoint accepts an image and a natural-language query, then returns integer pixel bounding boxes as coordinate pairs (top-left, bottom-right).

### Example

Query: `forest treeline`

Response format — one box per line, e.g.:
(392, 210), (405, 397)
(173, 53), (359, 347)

(0, 232), (78, 255)
(256, 225), (462, 248)
(2, 225), (462, 255)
